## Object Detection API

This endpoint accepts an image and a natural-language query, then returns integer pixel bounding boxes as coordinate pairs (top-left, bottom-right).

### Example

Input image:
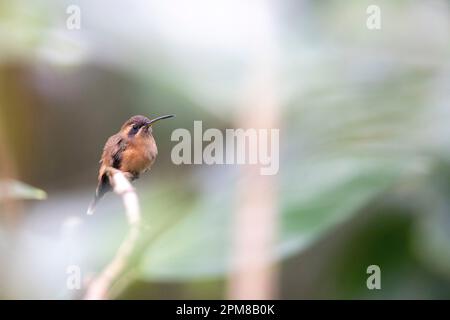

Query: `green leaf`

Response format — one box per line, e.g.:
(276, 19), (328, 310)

(0, 179), (47, 200)
(413, 163), (450, 279)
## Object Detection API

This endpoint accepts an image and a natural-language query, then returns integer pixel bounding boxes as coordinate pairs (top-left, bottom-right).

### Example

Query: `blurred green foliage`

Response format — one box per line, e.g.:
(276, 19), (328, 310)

(1, 0), (450, 299)
(0, 180), (47, 200)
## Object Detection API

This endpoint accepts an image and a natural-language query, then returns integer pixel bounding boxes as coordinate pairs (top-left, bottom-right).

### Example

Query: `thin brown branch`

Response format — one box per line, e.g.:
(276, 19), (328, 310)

(83, 168), (145, 300)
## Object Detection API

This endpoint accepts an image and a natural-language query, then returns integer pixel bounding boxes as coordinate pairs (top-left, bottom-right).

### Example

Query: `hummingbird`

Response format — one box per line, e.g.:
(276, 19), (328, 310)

(87, 114), (175, 215)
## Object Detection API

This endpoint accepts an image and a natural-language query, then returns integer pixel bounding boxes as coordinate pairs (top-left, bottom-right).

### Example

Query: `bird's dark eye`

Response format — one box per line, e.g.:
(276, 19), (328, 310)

(129, 124), (139, 136)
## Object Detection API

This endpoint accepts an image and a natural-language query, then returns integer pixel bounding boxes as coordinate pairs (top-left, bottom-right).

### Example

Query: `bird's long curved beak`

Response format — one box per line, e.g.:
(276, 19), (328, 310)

(147, 114), (175, 126)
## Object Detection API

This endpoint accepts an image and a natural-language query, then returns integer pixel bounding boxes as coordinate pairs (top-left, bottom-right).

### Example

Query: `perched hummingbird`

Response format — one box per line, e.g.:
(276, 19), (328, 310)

(87, 114), (175, 214)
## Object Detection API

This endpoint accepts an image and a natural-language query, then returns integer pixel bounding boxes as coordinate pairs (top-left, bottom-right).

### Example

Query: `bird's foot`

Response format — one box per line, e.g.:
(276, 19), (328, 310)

(124, 171), (138, 181)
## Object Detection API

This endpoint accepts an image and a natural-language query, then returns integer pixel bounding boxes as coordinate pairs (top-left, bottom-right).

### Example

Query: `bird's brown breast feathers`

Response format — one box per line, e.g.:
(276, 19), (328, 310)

(97, 131), (157, 184)
(119, 134), (157, 174)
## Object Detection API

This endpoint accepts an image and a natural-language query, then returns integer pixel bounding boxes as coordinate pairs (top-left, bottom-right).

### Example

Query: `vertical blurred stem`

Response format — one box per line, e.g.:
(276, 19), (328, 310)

(0, 66), (22, 225)
(227, 0), (280, 299)
(0, 65), (24, 300)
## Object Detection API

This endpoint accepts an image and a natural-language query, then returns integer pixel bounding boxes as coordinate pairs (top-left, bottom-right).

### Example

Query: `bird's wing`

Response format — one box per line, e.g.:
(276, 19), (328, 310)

(99, 134), (127, 169)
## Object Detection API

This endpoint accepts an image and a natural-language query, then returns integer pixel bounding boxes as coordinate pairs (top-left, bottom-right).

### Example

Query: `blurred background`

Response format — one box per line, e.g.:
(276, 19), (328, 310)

(1, 0), (450, 299)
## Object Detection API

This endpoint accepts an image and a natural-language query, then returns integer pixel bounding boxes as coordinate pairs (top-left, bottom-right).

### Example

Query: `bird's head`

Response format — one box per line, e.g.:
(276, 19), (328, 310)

(121, 114), (175, 138)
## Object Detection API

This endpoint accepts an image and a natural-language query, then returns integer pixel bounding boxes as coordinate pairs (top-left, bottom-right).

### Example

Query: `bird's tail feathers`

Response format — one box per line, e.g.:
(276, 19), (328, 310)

(87, 174), (111, 215)
(87, 196), (99, 215)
